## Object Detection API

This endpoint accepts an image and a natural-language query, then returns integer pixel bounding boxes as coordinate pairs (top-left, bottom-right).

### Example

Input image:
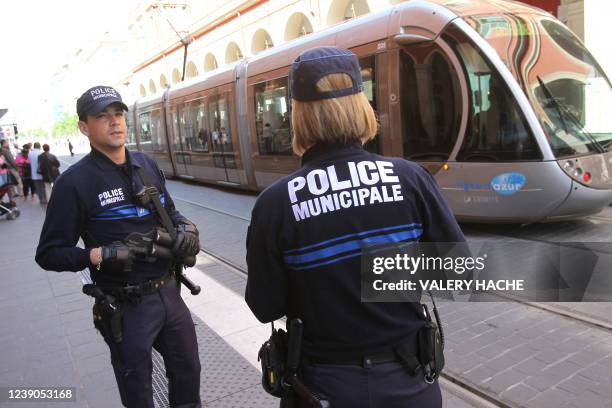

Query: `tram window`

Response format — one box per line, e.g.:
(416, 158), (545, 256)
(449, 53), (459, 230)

(254, 77), (292, 155)
(208, 95), (234, 151)
(138, 112), (153, 152)
(209, 93), (236, 168)
(186, 100), (210, 152)
(126, 113), (137, 150)
(149, 110), (163, 151)
(443, 25), (541, 161)
(172, 106), (187, 152)
(400, 48), (461, 161)
(360, 55), (380, 154)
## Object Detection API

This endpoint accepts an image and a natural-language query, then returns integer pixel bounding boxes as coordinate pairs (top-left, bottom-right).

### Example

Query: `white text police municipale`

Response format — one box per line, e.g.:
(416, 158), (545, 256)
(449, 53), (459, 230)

(288, 160), (403, 222)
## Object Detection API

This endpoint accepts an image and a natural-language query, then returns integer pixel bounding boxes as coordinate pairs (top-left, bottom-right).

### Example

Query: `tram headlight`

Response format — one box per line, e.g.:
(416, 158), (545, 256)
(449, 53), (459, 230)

(564, 160), (574, 171)
(573, 168), (583, 178)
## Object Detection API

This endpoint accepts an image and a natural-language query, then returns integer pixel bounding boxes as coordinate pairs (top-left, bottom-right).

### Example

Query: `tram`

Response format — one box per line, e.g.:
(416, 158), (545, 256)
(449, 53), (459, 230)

(127, 0), (612, 222)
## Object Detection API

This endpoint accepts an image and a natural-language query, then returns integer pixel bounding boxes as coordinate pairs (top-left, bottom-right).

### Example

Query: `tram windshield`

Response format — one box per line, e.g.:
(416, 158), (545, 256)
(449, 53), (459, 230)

(465, 14), (612, 158)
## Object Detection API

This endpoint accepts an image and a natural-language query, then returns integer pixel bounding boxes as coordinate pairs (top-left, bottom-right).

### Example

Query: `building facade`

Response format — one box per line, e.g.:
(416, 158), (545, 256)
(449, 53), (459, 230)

(53, 0), (611, 107)
(124, 0), (415, 101)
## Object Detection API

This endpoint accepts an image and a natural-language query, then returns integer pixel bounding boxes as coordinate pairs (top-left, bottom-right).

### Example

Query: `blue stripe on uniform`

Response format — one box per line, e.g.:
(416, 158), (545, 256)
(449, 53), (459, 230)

(283, 228), (423, 267)
(283, 223), (422, 255)
(92, 194), (165, 220)
(92, 206), (151, 220)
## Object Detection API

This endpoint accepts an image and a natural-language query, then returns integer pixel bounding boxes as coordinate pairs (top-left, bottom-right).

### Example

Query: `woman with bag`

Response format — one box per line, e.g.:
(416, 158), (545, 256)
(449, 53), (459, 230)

(15, 146), (36, 202)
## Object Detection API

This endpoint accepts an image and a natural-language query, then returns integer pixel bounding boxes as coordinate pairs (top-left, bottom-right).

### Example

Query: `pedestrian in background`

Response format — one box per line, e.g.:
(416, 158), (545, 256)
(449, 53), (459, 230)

(28, 142), (46, 207)
(15, 145), (35, 202)
(68, 139), (74, 156)
(1, 139), (23, 199)
(38, 143), (61, 191)
(246, 46), (465, 408)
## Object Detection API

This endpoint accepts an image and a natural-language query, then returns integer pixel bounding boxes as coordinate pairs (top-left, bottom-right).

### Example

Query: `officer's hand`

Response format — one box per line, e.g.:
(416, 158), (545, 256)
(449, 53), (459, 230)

(172, 222), (200, 259)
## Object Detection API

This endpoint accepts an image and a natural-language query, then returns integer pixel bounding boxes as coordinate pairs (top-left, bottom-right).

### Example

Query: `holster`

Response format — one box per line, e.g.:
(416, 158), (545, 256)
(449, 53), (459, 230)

(394, 305), (445, 382)
(417, 319), (445, 382)
(92, 296), (123, 344)
(258, 327), (288, 397)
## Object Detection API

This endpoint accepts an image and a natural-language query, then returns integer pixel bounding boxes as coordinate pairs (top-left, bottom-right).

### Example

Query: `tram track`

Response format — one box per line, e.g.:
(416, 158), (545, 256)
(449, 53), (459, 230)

(173, 195), (612, 335)
(173, 196), (251, 221)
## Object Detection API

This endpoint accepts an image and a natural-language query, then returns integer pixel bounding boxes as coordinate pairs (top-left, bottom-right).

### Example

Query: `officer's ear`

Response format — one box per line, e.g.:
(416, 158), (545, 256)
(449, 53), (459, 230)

(78, 120), (90, 137)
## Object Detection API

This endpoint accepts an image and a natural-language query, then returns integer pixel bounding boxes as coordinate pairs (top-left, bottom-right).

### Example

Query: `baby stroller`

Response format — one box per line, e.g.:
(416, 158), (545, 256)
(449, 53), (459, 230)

(0, 157), (20, 220)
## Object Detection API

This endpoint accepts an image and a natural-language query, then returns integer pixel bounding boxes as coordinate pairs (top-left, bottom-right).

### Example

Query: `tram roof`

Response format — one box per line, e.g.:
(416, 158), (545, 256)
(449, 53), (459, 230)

(426, 0), (550, 18)
(167, 63), (237, 100)
(133, 0), (551, 104)
(246, 0), (549, 78)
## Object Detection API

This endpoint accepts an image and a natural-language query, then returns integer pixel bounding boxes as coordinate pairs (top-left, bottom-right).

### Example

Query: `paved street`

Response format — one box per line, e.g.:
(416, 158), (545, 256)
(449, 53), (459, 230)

(0, 157), (481, 407)
(166, 177), (612, 408)
(1, 153), (612, 407)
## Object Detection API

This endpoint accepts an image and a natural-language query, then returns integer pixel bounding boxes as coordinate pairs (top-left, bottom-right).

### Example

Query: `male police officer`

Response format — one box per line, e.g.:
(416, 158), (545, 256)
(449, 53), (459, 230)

(36, 86), (202, 408)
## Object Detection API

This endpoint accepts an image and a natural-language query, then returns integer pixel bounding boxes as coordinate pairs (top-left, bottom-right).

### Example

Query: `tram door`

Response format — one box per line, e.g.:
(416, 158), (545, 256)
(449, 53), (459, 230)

(171, 106), (189, 176)
(398, 44), (462, 163)
(360, 55), (381, 154)
(208, 94), (239, 184)
(398, 41), (471, 214)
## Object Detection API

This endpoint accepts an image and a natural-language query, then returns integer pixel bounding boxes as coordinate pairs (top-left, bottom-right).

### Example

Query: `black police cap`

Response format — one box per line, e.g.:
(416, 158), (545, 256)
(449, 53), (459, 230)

(289, 46), (364, 102)
(77, 86), (128, 118)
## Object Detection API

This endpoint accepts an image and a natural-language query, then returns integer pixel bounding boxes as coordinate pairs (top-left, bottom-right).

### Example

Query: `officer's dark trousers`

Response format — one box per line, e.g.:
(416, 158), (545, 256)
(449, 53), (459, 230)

(103, 281), (201, 408)
(296, 362), (442, 408)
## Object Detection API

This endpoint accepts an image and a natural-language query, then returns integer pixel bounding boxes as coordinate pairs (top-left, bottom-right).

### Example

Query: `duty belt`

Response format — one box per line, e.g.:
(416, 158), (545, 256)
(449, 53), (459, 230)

(98, 270), (173, 302)
(303, 333), (425, 375)
(303, 348), (400, 367)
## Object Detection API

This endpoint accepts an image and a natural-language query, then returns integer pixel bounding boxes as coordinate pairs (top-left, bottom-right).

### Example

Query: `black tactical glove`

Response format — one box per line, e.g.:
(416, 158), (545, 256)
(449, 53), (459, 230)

(172, 220), (200, 259)
(100, 241), (141, 272)
(102, 241), (134, 263)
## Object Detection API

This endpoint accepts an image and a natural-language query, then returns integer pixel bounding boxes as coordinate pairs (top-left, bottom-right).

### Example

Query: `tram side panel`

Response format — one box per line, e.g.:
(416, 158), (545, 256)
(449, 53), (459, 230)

(165, 80), (250, 188)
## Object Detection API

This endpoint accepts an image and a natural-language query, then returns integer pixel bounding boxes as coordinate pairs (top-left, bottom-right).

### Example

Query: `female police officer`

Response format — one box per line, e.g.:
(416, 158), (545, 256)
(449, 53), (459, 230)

(245, 47), (465, 407)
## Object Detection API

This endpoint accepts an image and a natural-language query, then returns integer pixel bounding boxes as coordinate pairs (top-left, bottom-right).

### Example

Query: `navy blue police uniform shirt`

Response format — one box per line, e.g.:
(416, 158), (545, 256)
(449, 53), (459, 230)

(36, 148), (186, 286)
(245, 143), (465, 359)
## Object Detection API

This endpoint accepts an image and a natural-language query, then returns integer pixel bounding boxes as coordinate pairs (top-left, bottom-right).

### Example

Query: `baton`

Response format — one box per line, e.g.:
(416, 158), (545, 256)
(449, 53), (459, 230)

(178, 272), (201, 295)
(284, 319), (330, 408)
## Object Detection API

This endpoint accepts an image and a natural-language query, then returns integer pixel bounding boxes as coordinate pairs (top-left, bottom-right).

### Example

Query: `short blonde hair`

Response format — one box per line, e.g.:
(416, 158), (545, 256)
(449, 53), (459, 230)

(291, 73), (378, 156)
